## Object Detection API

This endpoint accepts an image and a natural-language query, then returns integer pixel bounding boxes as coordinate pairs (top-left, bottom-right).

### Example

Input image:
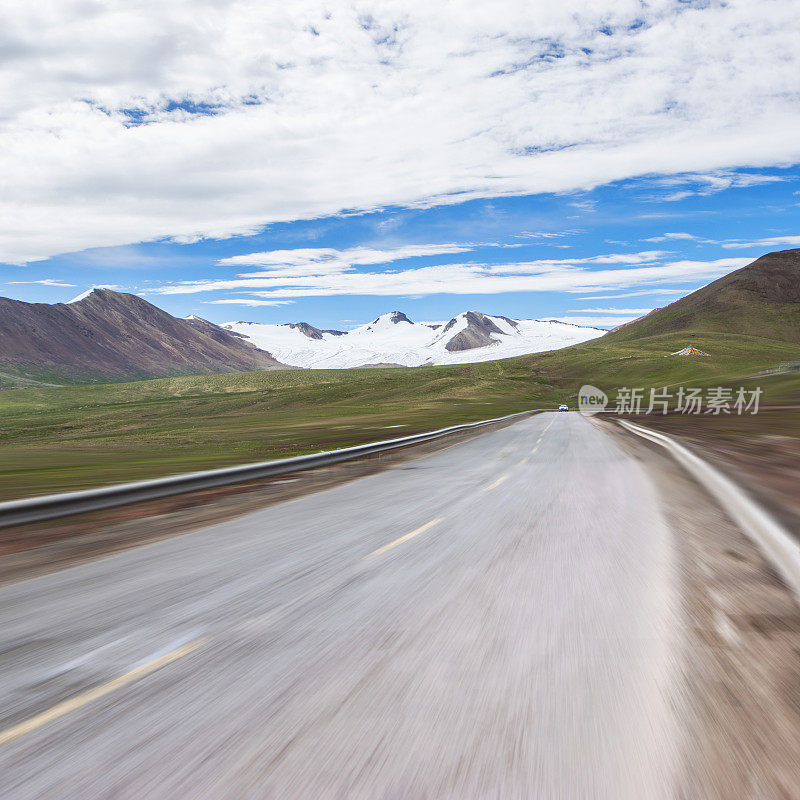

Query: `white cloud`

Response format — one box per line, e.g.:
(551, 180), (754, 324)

(578, 289), (689, 299)
(205, 298), (294, 306)
(567, 307), (653, 314)
(568, 199), (598, 213)
(219, 244), (475, 278)
(552, 315), (641, 328)
(643, 232), (697, 242)
(1, 0), (799, 263)
(649, 171), (788, 201)
(568, 251), (668, 265)
(658, 191), (695, 202)
(516, 231), (576, 241)
(147, 253), (750, 298)
(221, 245), (668, 277)
(8, 278), (76, 287)
(720, 235), (800, 249)
(219, 244), (474, 268)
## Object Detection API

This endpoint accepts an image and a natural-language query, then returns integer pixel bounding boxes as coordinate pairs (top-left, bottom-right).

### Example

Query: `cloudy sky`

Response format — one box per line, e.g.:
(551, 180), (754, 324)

(1, 0), (799, 328)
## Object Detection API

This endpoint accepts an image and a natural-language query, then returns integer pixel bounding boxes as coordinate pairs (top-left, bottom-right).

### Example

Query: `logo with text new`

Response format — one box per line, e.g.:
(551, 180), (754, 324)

(578, 385), (608, 417)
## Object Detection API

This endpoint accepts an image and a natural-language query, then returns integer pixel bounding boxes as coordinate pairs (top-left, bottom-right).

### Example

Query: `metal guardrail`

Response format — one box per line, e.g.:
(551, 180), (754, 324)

(0, 409), (546, 529)
(619, 419), (800, 603)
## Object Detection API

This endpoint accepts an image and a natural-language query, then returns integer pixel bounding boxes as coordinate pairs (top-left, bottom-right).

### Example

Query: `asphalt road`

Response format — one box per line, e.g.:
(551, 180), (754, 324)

(0, 412), (681, 799)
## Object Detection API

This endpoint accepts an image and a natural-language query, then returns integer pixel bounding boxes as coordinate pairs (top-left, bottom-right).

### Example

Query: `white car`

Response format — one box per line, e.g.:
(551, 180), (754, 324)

(558, 404), (569, 412)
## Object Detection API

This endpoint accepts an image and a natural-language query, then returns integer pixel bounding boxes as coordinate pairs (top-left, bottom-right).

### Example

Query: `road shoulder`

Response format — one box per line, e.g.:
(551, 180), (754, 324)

(603, 420), (800, 798)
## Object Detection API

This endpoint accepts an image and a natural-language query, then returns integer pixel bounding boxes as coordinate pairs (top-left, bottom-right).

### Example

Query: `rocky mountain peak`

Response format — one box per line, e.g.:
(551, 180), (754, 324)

(370, 311), (412, 326)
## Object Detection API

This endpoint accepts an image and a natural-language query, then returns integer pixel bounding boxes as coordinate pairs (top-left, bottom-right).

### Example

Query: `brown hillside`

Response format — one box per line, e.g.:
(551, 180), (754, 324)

(0, 289), (286, 381)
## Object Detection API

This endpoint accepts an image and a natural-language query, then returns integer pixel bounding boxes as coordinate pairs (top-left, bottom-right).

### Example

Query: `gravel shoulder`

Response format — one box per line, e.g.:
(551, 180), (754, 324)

(604, 419), (800, 798)
(616, 410), (800, 537)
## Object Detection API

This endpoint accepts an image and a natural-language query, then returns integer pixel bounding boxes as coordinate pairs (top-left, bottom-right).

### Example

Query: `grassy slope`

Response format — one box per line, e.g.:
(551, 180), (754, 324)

(0, 361), (205, 387)
(0, 362), (548, 501)
(531, 331), (798, 398)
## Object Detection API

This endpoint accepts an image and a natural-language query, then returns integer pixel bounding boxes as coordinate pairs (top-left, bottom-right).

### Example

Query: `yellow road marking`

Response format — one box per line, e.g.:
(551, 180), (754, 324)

(484, 474), (509, 492)
(0, 638), (208, 749)
(368, 517), (444, 557)
(531, 445), (539, 454)
(517, 457), (528, 466)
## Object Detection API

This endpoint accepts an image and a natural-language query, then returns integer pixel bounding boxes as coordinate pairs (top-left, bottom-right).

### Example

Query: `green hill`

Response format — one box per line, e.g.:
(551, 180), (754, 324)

(605, 248), (800, 344)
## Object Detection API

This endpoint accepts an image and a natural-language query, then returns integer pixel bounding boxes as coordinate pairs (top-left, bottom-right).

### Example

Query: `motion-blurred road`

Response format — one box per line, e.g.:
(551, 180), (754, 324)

(0, 413), (680, 798)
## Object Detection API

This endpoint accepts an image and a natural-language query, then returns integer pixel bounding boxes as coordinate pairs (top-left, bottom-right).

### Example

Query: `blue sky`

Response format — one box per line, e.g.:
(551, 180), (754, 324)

(1, 1), (799, 330)
(5, 169), (798, 330)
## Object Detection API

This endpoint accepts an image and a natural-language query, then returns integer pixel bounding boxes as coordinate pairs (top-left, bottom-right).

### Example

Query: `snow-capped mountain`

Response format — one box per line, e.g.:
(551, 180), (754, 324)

(223, 311), (605, 369)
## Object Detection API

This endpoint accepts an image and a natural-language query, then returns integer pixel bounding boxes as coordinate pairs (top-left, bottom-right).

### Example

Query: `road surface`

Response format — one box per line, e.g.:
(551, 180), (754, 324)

(0, 412), (681, 798)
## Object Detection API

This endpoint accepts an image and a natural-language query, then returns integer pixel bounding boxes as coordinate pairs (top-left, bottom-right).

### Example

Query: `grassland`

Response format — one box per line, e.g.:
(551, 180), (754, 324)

(0, 362), (546, 501)
(0, 322), (797, 502)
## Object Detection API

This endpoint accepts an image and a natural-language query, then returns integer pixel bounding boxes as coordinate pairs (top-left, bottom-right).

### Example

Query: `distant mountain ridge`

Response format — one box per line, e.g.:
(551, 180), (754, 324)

(224, 310), (605, 369)
(0, 289), (605, 385)
(0, 289), (286, 384)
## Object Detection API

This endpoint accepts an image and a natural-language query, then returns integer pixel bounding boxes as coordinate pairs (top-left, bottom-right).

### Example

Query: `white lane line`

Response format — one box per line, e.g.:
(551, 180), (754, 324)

(533, 414), (558, 450)
(367, 517), (444, 558)
(0, 638), (208, 749)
